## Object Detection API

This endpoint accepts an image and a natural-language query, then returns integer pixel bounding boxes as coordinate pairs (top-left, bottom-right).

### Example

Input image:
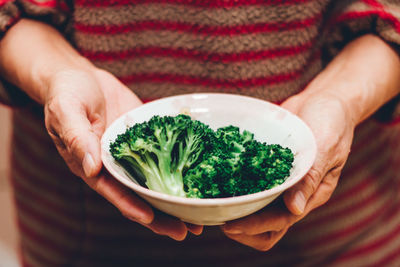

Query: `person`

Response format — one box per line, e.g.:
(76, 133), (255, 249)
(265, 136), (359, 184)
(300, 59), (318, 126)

(0, 0), (399, 266)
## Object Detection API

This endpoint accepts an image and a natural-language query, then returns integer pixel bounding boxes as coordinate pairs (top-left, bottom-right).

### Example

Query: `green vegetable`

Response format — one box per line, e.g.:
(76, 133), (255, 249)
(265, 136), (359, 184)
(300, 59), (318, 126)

(110, 114), (294, 198)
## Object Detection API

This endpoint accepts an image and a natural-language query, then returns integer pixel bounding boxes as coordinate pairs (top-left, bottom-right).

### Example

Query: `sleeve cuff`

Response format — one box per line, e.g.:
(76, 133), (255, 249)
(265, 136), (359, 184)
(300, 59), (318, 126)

(0, 0), (70, 107)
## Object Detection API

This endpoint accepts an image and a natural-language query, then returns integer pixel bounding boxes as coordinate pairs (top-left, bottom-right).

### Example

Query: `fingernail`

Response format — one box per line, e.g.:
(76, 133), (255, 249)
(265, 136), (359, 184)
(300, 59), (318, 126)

(293, 191), (306, 214)
(127, 215), (152, 226)
(223, 226), (242, 234)
(83, 153), (95, 177)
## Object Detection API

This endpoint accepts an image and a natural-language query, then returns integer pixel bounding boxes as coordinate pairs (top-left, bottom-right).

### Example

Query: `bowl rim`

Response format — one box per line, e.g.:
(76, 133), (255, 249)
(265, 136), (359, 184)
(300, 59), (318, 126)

(101, 93), (317, 207)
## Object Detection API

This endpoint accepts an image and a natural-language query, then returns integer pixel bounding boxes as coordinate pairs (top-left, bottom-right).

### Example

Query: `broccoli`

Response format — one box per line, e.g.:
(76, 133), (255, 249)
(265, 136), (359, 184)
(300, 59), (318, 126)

(184, 126), (254, 198)
(110, 114), (214, 197)
(237, 142), (294, 195)
(183, 126), (294, 198)
(110, 114), (294, 199)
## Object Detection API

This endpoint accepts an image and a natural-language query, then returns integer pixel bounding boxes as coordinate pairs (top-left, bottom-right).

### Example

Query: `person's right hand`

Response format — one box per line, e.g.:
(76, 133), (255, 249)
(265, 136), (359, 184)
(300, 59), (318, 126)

(43, 67), (202, 240)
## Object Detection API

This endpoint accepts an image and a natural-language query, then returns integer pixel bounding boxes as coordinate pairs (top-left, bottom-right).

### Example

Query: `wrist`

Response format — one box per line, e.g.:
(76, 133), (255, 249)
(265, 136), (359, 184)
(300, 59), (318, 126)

(32, 56), (95, 105)
(0, 19), (97, 105)
(302, 34), (400, 126)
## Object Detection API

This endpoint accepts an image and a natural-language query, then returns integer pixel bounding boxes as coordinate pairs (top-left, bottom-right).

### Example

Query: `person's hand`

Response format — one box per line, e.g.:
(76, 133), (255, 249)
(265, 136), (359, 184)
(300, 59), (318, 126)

(220, 34), (400, 251)
(221, 92), (355, 251)
(43, 67), (202, 240)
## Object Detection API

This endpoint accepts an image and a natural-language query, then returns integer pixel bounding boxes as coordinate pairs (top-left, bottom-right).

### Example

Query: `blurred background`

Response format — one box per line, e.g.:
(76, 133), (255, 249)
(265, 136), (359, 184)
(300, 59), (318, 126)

(0, 105), (19, 267)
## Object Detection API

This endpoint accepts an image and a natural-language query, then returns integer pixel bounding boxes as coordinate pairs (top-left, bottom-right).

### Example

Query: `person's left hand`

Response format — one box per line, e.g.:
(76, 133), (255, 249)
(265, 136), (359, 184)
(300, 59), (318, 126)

(221, 92), (355, 251)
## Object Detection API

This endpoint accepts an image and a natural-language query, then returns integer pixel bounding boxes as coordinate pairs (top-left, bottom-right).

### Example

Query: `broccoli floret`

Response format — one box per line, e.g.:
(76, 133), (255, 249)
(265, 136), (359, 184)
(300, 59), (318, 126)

(184, 146), (239, 198)
(110, 114), (214, 197)
(239, 142), (294, 193)
(183, 128), (294, 198)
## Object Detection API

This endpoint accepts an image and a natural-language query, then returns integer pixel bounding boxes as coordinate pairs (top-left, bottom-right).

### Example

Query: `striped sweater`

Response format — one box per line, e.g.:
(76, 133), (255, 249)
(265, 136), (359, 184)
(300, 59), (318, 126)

(1, 0), (400, 266)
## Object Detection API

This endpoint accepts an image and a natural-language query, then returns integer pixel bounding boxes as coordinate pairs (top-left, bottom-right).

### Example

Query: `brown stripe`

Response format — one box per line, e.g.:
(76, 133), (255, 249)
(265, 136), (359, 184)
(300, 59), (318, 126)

(342, 1), (371, 13)
(350, 120), (382, 151)
(293, 177), (395, 247)
(12, 129), (75, 178)
(16, 199), (82, 250)
(380, 1), (400, 19)
(377, 19), (400, 44)
(19, 225), (71, 266)
(297, 163), (394, 233)
(125, 57), (321, 102)
(12, 172), (83, 230)
(74, 2), (324, 26)
(94, 51), (313, 80)
(18, 0), (67, 25)
(0, 2), (19, 31)
(330, 205), (400, 267)
(298, 145), (393, 225)
(21, 237), (62, 267)
(13, 112), (52, 146)
(74, 25), (318, 54)
(75, 0), (319, 8)
(294, 201), (395, 260)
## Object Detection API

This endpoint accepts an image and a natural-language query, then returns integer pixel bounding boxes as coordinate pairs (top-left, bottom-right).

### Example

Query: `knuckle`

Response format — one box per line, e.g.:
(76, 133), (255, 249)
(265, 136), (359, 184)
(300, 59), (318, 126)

(44, 102), (57, 131)
(63, 130), (81, 154)
(45, 96), (61, 119)
(304, 168), (323, 193)
(256, 241), (274, 252)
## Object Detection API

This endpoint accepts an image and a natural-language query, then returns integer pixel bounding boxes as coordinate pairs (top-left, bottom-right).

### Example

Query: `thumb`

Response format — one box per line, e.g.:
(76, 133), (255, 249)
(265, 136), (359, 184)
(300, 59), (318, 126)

(283, 157), (326, 215)
(45, 96), (105, 178)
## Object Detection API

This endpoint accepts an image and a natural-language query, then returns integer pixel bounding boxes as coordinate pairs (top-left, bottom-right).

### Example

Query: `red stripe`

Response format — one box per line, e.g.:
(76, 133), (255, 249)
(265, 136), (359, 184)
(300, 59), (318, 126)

(341, 129), (388, 178)
(15, 194), (82, 240)
(74, 15), (321, 36)
(363, 0), (384, 8)
(332, 10), (400, 33)
(12, 168), (82, 216)
(12, 128), (72, 177)
(13, 112), (50, 145)
(332, 204), (400, 264)
(369, 246), (400, 267)
(362, 0), (400, 32)
(23, 0), (57, 8)
(295, 163), (392, 232)
(12, 152), (147, 224)
(0, 0), (13, 6)
(350, 126), (382, 153)
(117, 53), (320, 88)
(18, 221), (74, 265)
(75, 0), (312, 8)
(119, 71), (300, 88)
(1, 12), (21, 35)
(377, 116), (400, 127)
(20, 241), (61, 267)
(81, 41), (314, 63)
(11, 142), (146, 224)
(306, 196), (394, 249)
(295, 140), (393, 231)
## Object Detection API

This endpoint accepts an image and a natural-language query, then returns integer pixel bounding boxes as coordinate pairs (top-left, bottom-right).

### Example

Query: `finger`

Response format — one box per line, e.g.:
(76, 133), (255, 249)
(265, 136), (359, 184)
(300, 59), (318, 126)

(283, 154), (329, 215)
(223, 202), (298, 235)
(85, 172), (154, 224)
(224, 229), (288, 252)
(87, 172), (188, 241)
(186, 223), (204, 236)
(45, 98), (103, 178)
(138, 211), (188, 241)
(302, 169), (341, 213)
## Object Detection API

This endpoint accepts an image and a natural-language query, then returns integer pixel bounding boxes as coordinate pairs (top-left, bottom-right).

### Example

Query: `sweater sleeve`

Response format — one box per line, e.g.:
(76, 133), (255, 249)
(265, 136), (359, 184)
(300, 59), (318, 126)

(322, 0), (400, 123)
(0, 0), (70, 107)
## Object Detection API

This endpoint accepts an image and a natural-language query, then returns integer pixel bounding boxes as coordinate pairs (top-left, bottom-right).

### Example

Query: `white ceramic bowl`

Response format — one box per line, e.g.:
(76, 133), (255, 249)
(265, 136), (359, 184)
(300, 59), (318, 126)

(101, 93), (317, 225)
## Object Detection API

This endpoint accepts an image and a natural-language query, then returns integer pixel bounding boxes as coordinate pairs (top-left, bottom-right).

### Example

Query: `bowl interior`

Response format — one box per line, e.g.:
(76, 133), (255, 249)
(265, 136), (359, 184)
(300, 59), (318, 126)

(101, 93), (316, 220)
